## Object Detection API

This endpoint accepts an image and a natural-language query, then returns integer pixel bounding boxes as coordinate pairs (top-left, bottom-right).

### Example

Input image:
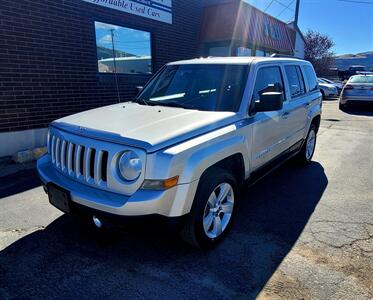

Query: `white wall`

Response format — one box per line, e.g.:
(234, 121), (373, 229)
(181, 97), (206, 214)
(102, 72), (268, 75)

(0, 128), (48, 157)
(294, 31), (305, 59)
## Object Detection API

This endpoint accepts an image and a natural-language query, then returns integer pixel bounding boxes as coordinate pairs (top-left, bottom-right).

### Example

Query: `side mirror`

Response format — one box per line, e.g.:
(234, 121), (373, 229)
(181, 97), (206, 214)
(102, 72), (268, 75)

(254, 92), (283, 113)
(136, 86), (144, 94)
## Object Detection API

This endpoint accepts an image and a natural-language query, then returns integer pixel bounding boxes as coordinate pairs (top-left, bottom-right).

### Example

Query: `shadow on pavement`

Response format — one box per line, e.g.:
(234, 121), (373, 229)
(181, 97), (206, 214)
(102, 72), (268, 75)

(0, 161), (327, 299)
(0, 168), (41, 199)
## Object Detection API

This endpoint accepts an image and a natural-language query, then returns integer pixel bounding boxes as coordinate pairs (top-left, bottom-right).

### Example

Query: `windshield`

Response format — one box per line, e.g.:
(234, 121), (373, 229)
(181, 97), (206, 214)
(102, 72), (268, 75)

(137, 64), (249, 112)
(349, 75), (373, 84)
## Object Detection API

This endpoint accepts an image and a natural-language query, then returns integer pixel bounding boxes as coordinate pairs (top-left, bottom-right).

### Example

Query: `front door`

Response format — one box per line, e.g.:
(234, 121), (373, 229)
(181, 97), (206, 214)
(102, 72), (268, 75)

(250, 65), (289, 171)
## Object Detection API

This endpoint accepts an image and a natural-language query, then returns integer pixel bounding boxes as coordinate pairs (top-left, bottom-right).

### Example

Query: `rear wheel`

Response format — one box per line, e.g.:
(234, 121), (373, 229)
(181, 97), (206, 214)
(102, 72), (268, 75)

(339, 102), (347, 111)
(180, 168), (238, 249)
(296, 124), (317, 164)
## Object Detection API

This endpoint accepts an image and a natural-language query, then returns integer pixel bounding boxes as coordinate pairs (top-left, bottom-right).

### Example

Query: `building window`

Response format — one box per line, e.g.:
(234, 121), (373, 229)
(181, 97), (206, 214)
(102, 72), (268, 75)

(237, 47), (252, 56)
(95, 21), (152, 75)
(209, 46), (231, 57)
(255, 49), (265, 57)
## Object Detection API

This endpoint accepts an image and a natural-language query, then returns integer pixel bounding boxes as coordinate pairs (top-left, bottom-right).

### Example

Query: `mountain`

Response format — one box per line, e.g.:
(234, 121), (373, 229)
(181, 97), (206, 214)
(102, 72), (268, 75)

(335, 51), (373, 70)
(97, 46), (135, 60)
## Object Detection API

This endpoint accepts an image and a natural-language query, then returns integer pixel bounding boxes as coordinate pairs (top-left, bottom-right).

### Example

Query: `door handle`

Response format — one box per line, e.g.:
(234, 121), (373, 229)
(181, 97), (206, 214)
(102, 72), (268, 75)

(281, 112), (290, 119)
(304, 102), (311, 108)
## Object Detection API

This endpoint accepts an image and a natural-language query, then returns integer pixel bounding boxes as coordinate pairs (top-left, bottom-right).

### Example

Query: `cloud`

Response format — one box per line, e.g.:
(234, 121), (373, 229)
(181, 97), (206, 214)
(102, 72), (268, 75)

(99, 34), (112, 44)
(95, 21), (119, 30)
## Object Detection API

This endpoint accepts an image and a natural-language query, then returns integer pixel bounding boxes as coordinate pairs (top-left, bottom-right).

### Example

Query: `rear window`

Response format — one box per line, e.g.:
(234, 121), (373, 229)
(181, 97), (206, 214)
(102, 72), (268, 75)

(349, 76), (373, 84)
(303, 65), (318, 92)
(285, 65), (306, 98)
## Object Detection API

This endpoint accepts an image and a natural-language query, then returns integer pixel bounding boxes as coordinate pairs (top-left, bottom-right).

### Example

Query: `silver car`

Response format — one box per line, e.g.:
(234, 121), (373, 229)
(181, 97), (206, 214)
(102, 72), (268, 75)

(37, 57), (322, 248)
(319, 77), (344, 95)
(340, 75), (373, 110)
(317, 78), (338, 99)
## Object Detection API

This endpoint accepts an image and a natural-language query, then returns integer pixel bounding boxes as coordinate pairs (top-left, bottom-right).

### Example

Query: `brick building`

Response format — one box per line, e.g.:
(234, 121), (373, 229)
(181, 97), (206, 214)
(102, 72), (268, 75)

(0, 0), (301, 157)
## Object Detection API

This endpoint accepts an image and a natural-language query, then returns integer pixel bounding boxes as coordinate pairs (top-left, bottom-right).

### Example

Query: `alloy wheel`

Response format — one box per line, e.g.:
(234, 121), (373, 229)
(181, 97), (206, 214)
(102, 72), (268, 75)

(203, 182), (234, 239)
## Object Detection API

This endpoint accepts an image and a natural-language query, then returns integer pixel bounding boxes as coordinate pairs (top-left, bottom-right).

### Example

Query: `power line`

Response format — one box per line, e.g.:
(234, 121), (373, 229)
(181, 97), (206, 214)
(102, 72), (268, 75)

(274, 0), (295, 11)
(277, 0), (295, 17)
(336, 0), (373, 3)
(264, 0), (276, 12)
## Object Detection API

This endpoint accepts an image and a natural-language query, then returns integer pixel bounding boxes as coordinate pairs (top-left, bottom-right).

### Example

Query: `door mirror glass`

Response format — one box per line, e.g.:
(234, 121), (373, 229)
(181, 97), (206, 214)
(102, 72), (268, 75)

(254, 92), (283, 112)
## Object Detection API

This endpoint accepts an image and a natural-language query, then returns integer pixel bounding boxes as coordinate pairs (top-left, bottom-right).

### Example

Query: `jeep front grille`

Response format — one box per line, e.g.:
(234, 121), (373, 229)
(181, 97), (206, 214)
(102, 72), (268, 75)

(49, 134), (109, 187)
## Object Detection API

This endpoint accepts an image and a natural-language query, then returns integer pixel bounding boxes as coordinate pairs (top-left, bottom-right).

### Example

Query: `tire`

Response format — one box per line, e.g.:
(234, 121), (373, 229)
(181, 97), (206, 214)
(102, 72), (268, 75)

(296, 124), (317, 164)
(180, 167), (238, 249)
(339, 102), (347, 111)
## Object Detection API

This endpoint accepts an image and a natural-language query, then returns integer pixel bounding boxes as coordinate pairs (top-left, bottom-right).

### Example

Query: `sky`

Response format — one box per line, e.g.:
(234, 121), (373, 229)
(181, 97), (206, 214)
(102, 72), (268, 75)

(245, 0), (373, 55)
(95, 21), (151, 57)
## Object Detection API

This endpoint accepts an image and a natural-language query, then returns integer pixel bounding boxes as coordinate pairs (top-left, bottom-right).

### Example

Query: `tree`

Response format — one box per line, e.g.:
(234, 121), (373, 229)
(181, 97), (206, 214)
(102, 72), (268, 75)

(304, 30), (335, 76)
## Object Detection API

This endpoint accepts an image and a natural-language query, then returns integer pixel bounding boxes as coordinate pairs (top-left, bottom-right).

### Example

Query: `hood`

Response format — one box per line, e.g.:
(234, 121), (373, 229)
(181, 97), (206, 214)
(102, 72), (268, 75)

(52, 102), (239, 152)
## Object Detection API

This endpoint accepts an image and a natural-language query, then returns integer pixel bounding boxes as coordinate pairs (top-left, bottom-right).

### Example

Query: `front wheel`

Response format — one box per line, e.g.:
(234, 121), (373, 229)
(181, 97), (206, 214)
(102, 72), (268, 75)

(296, 124), (317, 164)
(180, 168), (238, 249)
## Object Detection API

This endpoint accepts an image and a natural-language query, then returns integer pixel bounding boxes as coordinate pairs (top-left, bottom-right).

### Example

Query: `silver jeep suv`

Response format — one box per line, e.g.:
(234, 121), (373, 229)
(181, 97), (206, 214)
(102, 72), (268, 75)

(37, 57), (322, 248)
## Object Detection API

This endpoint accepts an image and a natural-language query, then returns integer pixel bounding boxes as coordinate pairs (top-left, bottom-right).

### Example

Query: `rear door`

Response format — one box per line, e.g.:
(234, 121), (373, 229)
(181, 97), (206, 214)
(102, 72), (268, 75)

(249, 65), (289, 170)
(282, 64), (310, 146)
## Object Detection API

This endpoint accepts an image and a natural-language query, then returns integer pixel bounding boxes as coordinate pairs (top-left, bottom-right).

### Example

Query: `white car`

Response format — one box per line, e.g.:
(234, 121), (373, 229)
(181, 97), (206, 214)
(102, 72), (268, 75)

(317, 79), (338, 99)
(37, 57), (322, 248)
(340, 74), (373, 110)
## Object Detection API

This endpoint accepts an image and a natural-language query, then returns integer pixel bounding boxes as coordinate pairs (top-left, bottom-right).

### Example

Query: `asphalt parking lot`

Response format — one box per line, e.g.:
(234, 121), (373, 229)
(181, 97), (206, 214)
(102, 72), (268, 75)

(0, 99), (372, 299)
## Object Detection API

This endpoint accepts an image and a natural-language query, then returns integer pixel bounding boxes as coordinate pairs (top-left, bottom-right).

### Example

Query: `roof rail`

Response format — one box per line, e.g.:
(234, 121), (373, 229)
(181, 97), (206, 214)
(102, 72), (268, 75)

(270, 53), (296, 58)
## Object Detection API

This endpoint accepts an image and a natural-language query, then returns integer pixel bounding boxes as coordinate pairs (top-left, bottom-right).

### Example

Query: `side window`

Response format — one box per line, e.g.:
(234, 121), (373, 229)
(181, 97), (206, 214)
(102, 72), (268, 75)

(285, 65), (305, 98)
(296, 66), (306, 94)
(303, 65), (318, 92)
(252, 66), (285, 102)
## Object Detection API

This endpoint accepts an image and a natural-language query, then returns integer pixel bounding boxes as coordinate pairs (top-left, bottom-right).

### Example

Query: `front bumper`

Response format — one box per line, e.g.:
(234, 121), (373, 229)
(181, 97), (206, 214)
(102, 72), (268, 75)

(37, 155), (199, 218)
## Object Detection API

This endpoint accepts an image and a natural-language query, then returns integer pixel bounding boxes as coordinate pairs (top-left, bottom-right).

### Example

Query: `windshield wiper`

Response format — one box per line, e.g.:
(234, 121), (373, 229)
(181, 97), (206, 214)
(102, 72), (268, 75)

(135, 97), (150, 106)
(156, 101), (196, 110)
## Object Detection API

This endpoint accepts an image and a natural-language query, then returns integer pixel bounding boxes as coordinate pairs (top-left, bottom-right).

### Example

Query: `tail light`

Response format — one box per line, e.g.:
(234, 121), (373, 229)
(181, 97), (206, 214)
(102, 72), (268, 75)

(344, 85), (354, 90)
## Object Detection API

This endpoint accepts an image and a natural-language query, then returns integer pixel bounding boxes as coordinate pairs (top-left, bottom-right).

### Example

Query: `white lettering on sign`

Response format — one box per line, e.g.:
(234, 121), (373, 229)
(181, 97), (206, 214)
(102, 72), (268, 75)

(83, 0), (172, 24)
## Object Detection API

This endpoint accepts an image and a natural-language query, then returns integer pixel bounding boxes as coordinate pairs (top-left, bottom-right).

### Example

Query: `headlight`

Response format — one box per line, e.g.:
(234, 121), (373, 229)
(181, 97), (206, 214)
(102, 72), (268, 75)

(118, 151), (142, 181)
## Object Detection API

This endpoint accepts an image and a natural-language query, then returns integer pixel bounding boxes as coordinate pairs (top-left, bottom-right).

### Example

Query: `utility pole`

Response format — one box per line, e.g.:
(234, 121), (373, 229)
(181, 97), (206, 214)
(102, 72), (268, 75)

(110, 29), (121, 103)
(294, 0), (301, 25)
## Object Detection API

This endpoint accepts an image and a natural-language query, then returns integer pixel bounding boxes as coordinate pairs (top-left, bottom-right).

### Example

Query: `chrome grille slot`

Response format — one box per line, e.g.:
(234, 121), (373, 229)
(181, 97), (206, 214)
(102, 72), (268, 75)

(101, 151), (108, 182)
(71, 143), (76, 174)
(67, 142), (74, 175)
(89, 148), (96, 180)
(60, 140), (67, 171)
(55, 138), (61, 167)
(51, 136), (56, 163)
(75, 145), (83, 178)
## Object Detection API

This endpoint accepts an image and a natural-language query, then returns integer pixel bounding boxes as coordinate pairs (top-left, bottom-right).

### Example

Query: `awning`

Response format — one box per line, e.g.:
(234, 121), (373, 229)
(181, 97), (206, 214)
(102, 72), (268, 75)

(201, 0), (295, 53)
